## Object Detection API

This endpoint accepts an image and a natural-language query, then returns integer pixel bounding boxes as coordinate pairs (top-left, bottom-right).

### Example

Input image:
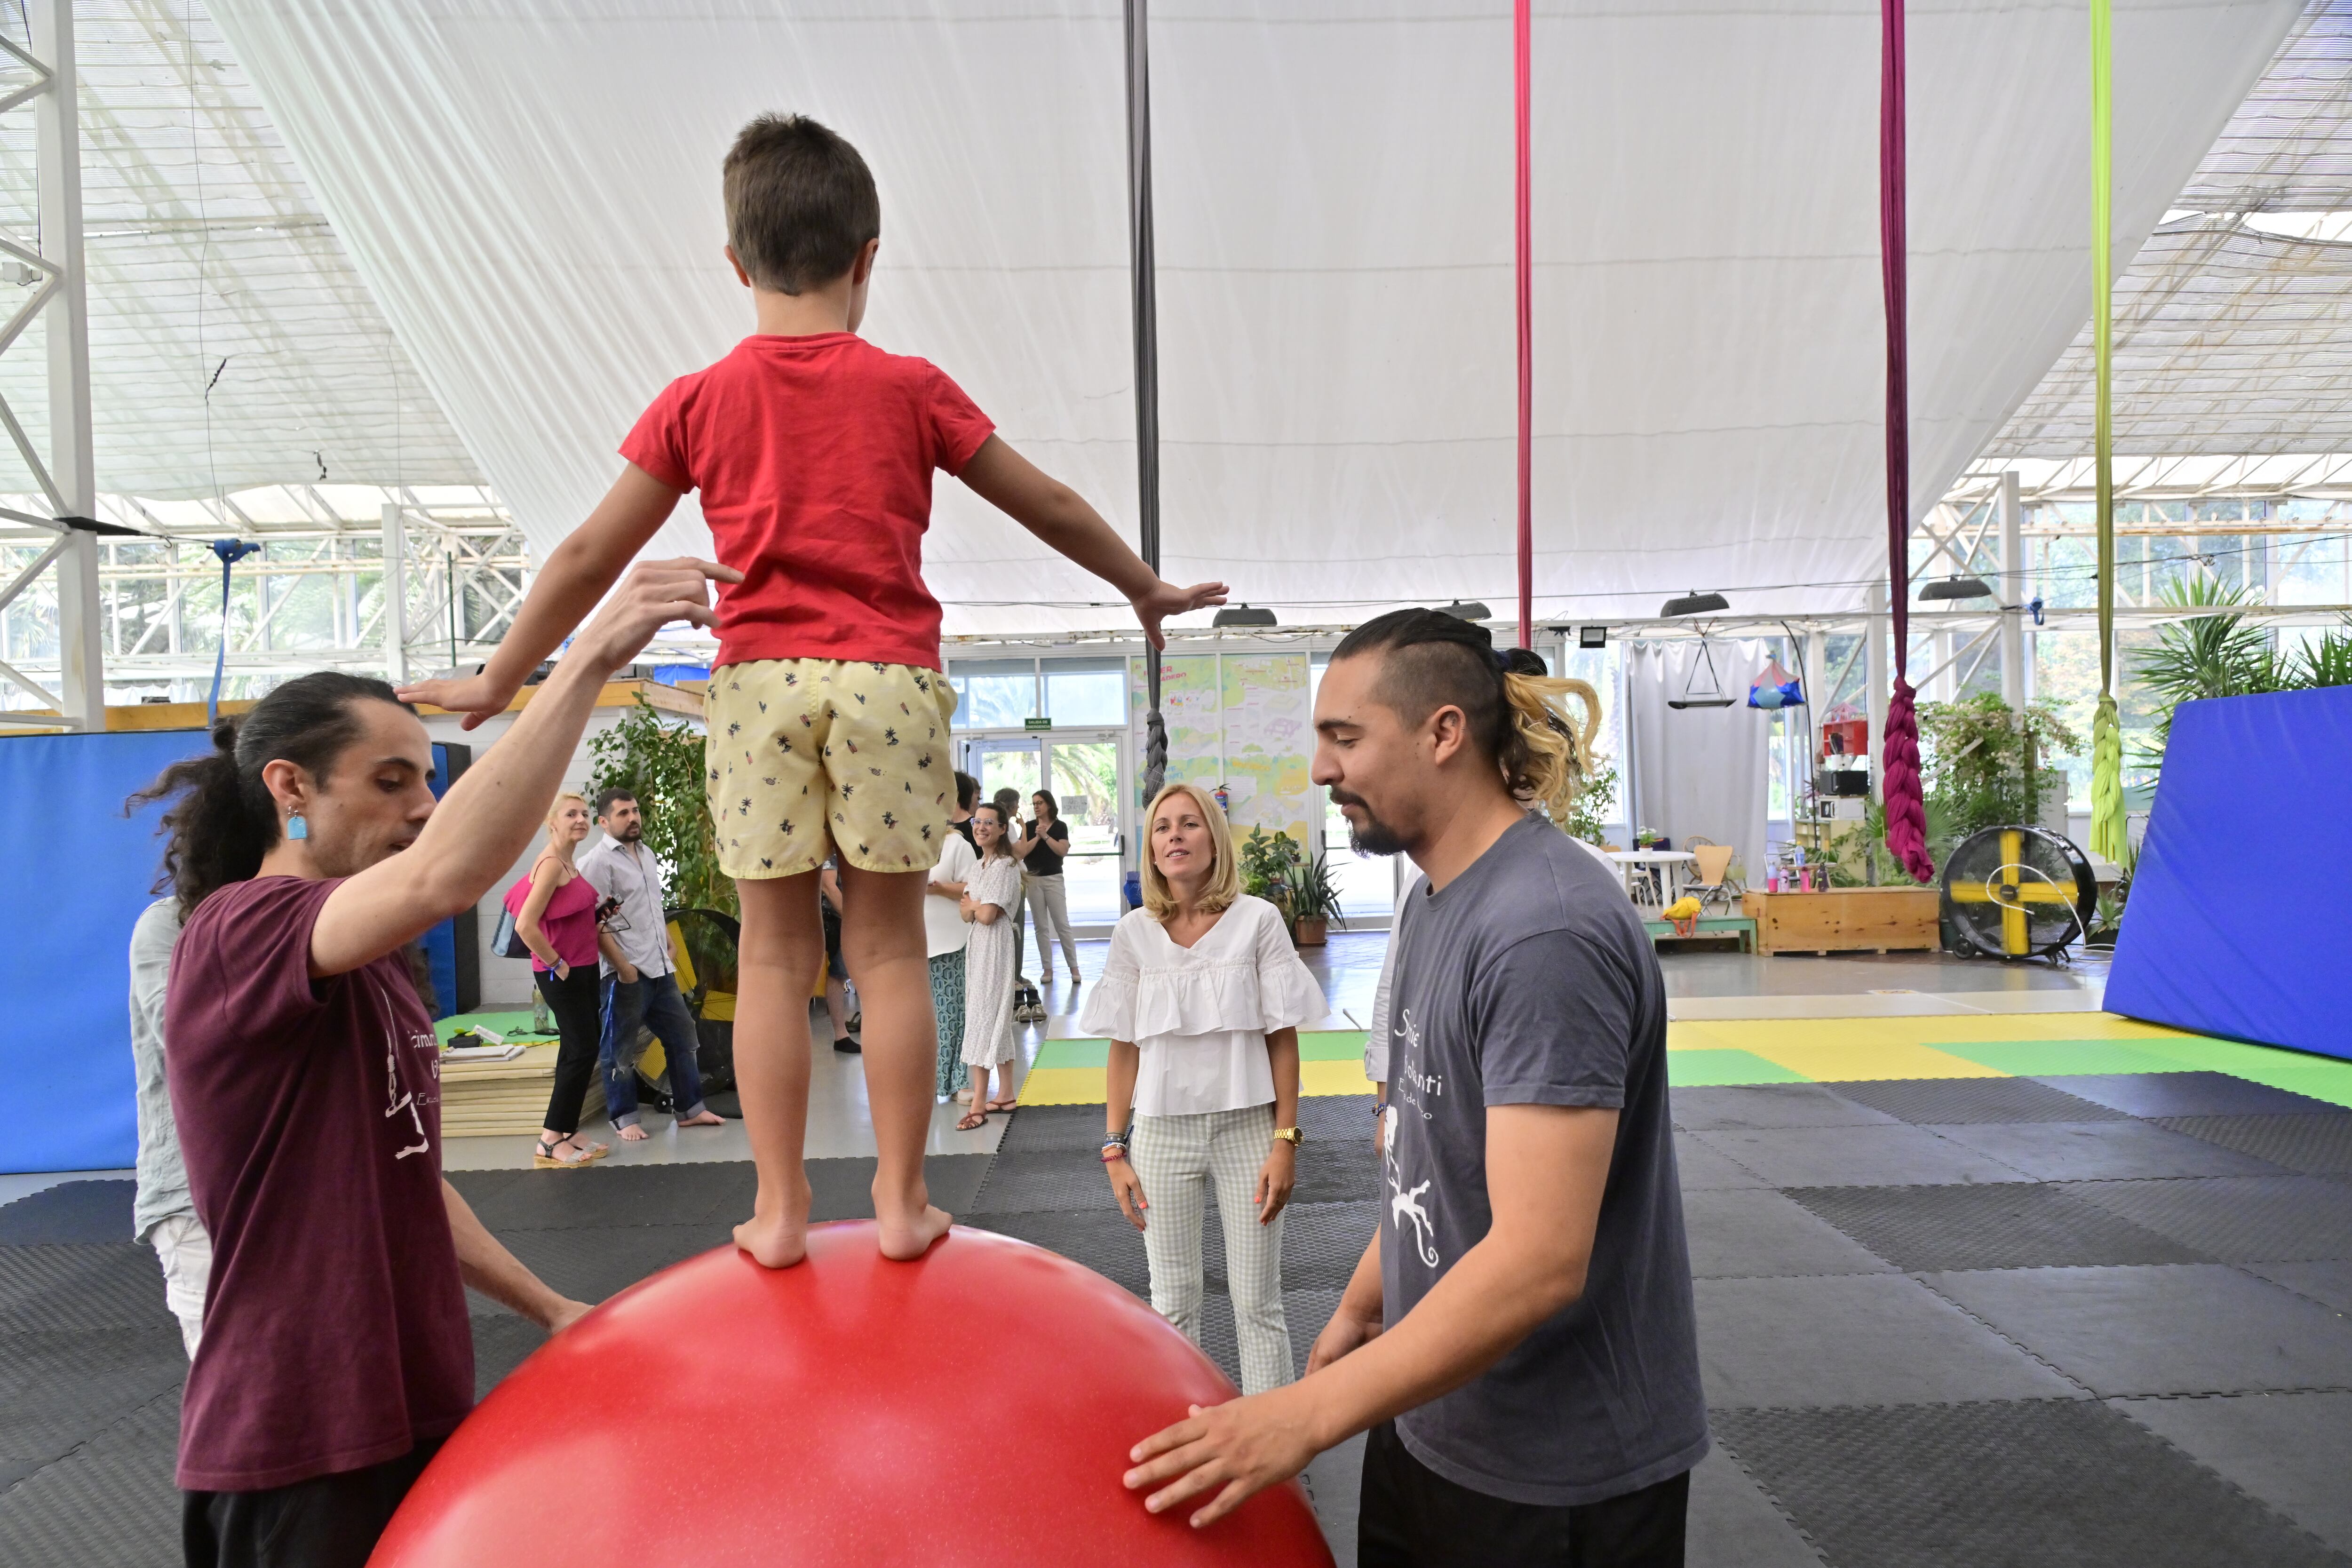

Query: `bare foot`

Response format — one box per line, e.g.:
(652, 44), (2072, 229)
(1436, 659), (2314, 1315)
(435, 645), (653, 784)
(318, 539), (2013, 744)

(675, 1110), (725, 1129)
(618, 1123), (650, 1142)
(733, 1208), (810, 1269)
(876, 1203), (954, 1262)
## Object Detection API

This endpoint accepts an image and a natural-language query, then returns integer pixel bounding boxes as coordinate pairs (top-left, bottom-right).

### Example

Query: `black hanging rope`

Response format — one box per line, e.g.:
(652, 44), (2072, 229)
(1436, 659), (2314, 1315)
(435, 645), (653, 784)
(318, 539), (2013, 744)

(1127, 0), (1168, 809)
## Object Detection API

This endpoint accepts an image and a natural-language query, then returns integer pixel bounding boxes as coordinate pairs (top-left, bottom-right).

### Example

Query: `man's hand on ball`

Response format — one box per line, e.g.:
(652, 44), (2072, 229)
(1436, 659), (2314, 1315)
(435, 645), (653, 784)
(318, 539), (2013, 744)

(1131, 580), (1228, 650)
(1124, 1387), (1320, 1528)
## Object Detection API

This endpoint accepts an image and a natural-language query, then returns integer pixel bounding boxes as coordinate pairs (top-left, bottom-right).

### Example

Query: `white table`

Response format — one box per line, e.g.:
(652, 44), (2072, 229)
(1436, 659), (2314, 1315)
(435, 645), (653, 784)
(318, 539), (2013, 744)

(1605, 850), (1697, 911)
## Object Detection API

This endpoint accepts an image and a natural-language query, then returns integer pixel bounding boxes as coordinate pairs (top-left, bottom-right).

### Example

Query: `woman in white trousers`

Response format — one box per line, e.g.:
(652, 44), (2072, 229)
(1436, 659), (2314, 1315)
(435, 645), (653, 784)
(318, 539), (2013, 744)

(1083, 781), (1325, 1394)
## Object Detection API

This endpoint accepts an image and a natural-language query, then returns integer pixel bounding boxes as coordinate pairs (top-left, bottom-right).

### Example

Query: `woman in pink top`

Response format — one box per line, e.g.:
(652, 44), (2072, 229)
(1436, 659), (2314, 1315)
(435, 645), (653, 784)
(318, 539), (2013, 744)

(511, 792), (609, 1169)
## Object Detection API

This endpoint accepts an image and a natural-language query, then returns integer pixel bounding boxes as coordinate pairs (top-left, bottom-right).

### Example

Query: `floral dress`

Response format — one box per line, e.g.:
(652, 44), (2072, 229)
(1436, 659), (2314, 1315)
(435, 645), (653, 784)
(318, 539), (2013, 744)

(960, 854), (1024, 1070)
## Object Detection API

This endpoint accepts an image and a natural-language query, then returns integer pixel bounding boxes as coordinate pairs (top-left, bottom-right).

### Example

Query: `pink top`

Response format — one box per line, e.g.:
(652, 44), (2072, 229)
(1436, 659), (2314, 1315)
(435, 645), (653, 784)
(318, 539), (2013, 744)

(508, 867), (600, 972)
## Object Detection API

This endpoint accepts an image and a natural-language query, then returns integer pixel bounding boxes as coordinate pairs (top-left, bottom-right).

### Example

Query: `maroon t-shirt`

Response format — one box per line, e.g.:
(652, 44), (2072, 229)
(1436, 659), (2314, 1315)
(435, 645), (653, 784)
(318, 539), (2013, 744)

(166, 876), (473, 1491)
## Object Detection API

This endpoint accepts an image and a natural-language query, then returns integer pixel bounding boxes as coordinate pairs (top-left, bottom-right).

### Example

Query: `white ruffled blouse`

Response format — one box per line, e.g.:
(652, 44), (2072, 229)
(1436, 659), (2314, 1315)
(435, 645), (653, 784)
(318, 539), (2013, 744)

(1078, 894), (1329, 1118)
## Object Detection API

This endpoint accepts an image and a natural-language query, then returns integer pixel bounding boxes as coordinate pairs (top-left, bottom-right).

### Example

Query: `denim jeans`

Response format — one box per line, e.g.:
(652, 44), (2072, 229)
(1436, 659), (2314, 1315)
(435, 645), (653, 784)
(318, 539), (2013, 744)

(599, 971), (709, 1129)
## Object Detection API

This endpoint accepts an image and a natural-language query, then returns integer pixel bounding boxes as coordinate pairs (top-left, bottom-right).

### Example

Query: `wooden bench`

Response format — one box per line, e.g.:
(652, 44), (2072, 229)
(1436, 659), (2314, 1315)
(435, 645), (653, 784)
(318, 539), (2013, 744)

(1741, 887), (1941, 955)
(1641, 915), (1757, 953)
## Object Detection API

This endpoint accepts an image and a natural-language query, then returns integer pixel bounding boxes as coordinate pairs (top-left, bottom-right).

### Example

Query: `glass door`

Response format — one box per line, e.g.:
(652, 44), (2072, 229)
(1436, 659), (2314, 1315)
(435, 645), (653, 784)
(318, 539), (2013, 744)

(1044, 735), (1124, 925)
(961, 731), (1128, 927)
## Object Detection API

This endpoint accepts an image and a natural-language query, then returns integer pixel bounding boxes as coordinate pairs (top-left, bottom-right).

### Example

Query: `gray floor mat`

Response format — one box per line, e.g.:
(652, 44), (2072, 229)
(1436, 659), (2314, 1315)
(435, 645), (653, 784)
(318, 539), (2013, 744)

(487, 1223), (735, 1310)
(0, 1327), (186, 1489)
(2251, 1259), (2352, 1313)
(967, 1150), (1128, 1213)
(2155, 1114), (2352, 1176)
(1831, 1076), (2128, 1125)
(1681, 1188), (1896, 1280)
(0, 1391), (181, 1568)
(964, 1208), (1151, 1298)
(2039, 1072), (2346, 1119)
(1690, 1124), (2030, 1187)
(1924, 1118), (2293, 1182)
(1920, 1264), (2352, 1397)
(2115, 1391), (2352, 1556)
(1675, 1130), (1772, 1190)
(2060, 1176), (2352, 1264)
(1714, 1400), (2350, 1568)
(1694, 1274), (2081, 1409)
(0, 1245), (173, 1334)
(994, 1104), (1109, 1154)
(1686, 1444), (1826, 1568)
(1787, 1182), (2208, 1272)
(1670, 1084), (1902, 1132)
(0, 1183), (136, 1246)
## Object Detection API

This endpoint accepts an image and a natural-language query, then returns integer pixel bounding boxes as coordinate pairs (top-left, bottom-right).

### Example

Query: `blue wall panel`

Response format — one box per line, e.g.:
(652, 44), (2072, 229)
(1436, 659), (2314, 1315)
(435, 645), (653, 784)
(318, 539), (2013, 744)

(2107, 686), (2352, 1058)
(4, 730), (466, 1176)
(1, 728), (211, 1174)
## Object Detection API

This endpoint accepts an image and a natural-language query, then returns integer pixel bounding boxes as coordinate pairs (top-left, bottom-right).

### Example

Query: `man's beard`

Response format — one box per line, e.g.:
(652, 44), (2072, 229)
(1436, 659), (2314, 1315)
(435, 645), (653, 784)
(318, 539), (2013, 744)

(1331, 789), (1408, 857)
(615, 821), (644, 842)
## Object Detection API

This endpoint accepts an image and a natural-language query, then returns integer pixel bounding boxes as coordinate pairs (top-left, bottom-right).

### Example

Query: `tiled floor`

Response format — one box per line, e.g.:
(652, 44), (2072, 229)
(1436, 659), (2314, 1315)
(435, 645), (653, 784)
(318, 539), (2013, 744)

(8, 930), (2350, 1566)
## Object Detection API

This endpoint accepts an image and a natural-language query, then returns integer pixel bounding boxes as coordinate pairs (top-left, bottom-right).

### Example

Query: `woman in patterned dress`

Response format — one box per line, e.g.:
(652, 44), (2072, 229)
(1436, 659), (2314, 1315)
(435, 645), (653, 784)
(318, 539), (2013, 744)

(957, 803), (1024, 1130)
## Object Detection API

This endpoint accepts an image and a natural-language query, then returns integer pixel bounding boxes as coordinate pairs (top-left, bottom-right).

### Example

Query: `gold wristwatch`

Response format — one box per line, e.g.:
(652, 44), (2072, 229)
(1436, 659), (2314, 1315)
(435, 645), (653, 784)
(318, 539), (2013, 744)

(1272, 1126), (1304, 1147)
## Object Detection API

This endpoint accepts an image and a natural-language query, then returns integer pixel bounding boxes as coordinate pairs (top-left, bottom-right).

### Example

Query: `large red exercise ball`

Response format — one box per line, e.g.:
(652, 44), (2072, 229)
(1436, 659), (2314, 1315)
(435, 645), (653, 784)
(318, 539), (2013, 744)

(371, 1221), (1334, 1567)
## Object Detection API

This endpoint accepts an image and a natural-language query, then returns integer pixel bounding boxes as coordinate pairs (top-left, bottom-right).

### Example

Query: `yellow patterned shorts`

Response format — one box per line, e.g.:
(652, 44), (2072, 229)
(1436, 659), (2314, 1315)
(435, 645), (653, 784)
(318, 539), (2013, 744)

(705, 658), (957, 879)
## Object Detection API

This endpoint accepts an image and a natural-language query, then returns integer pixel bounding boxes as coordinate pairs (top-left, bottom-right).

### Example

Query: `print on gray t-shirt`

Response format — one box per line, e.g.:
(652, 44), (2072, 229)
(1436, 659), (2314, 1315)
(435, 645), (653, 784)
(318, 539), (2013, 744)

(1380, 814), (1708, 1507)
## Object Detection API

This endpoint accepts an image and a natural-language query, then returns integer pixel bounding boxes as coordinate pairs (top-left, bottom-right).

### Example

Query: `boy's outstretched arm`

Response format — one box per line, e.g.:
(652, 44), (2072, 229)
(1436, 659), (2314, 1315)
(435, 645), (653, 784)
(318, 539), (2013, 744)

(397, 463), (688, 727)
(958, 436), (1225, 648)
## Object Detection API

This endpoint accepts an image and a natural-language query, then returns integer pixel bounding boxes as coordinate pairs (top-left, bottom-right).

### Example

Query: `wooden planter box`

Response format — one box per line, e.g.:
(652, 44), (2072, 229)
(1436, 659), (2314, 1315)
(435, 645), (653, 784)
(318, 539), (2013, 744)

(1741, 887), (1941, 956)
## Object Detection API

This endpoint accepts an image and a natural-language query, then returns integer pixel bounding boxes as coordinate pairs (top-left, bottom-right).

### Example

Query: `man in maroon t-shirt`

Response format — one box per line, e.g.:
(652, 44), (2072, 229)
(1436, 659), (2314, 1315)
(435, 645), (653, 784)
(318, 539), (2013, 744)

(151, 558), (733, 1568)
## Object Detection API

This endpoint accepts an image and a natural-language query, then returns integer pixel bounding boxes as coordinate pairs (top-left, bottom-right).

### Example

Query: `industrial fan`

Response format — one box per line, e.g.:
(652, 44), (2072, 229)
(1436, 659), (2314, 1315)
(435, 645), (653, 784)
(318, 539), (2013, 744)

(1940, 826), (2097, 961)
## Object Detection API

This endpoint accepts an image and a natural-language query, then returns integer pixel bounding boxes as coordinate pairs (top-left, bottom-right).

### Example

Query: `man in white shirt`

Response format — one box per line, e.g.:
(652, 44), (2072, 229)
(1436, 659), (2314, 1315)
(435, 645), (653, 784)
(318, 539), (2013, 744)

(577, 788), (725, 1141)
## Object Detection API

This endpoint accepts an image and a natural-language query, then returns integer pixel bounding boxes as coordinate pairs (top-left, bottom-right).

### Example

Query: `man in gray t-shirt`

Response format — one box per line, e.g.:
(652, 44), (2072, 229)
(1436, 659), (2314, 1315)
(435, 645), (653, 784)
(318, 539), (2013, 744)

(1123, 610), (1705, 1566)
(1383, 812), (1705, 1504)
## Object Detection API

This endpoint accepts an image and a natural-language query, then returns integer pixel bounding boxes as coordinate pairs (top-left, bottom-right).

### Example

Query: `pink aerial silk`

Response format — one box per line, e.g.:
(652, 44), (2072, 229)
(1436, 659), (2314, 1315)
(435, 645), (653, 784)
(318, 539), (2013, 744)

(1879, 0), (1934, 883)
(1515, 0), (1534, 650)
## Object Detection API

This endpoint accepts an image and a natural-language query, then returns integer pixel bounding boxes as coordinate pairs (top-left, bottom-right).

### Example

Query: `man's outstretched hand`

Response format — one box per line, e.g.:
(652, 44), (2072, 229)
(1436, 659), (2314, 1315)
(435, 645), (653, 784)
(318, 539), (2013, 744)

(1123, 1387), (1321, 1528)
(396, 667), (515, 730)
(397, 557), (740, 724)
(1132, 580), (1229, 649)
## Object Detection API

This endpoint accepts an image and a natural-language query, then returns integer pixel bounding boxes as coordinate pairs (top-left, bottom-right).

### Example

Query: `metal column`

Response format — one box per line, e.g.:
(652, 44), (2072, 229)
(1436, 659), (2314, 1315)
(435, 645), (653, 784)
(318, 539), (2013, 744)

(380, 502), (409, 684)
(30, 0), (100, 729)
(1999, 470), (2026, 708)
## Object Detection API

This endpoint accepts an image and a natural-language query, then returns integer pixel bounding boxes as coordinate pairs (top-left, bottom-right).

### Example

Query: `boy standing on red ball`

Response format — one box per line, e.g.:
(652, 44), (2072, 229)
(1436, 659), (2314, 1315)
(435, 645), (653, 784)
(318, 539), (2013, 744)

(404, 114), (1224, 1265)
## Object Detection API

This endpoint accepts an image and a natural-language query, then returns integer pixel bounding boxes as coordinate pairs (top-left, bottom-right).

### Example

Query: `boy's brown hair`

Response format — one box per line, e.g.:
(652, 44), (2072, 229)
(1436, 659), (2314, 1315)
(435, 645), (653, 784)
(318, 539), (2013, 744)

(723, 114), (880, 295)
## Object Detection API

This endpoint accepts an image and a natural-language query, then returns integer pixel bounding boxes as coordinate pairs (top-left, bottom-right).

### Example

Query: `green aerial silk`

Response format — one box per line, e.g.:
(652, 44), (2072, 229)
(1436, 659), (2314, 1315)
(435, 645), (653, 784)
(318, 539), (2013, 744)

(2089, 0), (2126, 864)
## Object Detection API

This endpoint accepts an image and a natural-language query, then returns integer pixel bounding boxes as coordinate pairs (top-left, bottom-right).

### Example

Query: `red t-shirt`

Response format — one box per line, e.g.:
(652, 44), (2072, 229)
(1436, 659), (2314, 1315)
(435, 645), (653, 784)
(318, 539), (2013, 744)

(166, 876), (473, 1491)
(620, 333), (996, 672)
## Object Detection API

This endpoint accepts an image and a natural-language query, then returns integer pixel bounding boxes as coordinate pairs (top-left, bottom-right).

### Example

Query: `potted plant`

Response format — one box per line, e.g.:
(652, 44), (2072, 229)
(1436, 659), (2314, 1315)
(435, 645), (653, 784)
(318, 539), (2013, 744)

(1283, 856), (1346, 947)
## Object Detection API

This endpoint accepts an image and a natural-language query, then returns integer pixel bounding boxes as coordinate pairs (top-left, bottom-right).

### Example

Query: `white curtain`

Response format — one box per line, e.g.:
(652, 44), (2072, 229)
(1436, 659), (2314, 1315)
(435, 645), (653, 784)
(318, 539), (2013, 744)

(1627, 641), (1771, 885)
(206, 0), (2296, 631)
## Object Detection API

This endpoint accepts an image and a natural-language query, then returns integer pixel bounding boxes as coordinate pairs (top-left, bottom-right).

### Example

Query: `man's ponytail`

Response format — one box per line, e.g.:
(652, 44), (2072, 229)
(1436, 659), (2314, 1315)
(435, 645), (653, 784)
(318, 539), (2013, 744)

(1498, 668), (1603, 821)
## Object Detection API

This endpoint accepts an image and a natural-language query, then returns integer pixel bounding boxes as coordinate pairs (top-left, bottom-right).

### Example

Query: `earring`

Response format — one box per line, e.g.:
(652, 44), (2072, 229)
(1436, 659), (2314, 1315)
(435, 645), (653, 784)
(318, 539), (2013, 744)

(287, 812), (309, 842)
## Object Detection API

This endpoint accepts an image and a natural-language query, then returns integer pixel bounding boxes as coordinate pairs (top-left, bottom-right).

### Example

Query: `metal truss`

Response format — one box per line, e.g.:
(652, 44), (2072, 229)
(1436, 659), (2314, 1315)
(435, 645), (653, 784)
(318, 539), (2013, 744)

(0, 0), (105, 730)
(0, 483), (530, 704)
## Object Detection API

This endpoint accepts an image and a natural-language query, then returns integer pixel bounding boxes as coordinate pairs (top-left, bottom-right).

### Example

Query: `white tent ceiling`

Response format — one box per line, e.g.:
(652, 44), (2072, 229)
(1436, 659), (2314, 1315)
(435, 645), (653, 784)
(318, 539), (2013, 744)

(1986, 0), (2352, 464)
(131, 1), (2303, 629)
(0, 0), (479, 501)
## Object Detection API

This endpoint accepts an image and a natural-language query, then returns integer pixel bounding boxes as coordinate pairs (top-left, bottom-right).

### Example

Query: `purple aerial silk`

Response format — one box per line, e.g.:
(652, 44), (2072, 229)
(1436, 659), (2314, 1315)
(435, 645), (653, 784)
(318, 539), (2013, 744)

(1880, 0), (1934, 884)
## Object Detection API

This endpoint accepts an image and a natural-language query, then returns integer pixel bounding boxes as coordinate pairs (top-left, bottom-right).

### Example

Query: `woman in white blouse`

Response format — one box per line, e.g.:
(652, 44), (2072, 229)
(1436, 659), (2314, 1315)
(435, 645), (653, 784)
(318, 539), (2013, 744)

(1081, 781), (1327, 1394)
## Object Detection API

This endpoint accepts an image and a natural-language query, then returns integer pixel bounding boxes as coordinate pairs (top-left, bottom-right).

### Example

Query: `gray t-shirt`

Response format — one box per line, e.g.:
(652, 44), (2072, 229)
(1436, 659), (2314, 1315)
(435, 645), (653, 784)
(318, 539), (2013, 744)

(1381, 814), (1707, 1506)
(129, 898), (194, 1241)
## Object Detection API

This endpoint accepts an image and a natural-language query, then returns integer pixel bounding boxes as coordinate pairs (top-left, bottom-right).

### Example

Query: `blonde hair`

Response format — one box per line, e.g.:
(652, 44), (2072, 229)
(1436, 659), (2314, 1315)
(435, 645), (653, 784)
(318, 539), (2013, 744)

(1139, 781), (1242, 922)
(545, 791), (589, 834)
(1501, 671), (1604, 820)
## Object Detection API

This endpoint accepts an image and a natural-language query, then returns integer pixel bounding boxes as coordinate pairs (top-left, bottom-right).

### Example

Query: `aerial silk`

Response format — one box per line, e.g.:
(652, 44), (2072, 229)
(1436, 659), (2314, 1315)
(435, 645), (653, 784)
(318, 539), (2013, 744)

(1878, 0), (1934, 883)
(1126, 0), (1167, 809)
(1515, 0), (1534, 651)
(207, 537), (261, 725)
(2088, 0), (2126, 863)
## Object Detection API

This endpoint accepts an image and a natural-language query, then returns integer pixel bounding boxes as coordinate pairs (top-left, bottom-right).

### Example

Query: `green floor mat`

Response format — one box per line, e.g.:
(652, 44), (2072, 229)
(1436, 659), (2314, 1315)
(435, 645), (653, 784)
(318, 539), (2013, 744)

(1938, 1040), (2196, 1078)
(436, 1010), (558, 1044)
(1033, 1029), (1367, 1073)
(1668, 1049), (1810, 1087)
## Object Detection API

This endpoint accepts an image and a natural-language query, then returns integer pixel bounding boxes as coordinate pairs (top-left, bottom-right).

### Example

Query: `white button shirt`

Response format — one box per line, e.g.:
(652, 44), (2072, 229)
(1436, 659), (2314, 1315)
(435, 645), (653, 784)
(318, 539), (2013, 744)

(577, 834), (670, 979)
